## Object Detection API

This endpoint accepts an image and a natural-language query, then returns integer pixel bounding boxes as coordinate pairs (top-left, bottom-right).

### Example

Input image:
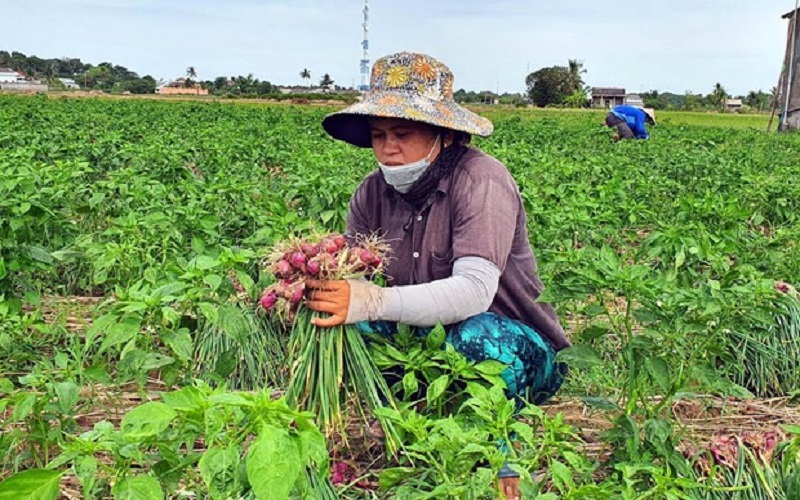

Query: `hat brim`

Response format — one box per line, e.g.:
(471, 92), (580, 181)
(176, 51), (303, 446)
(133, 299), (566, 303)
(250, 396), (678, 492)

(322, 90), (493, 148)
(642, 107), (657, 125)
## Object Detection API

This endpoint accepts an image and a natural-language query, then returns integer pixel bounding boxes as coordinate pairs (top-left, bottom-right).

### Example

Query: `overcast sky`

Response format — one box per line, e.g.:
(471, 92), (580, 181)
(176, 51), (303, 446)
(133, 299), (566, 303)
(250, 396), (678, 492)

(3, 0), (796, 96)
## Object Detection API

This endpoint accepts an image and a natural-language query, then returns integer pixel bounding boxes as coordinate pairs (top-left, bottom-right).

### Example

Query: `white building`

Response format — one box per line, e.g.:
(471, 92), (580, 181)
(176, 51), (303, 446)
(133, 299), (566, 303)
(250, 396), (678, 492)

(0, 68), (23, 83)
(58, 78), (80, 89)
(725, 98), (743, 112)
(625, 94), (644, 107)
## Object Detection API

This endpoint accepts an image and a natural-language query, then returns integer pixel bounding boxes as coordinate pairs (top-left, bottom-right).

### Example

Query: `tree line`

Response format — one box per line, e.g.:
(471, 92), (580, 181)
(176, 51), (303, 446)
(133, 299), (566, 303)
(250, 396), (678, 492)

(0, 50), (777, 111)
(524, 60), (776, 112)
(0, 50), (157, 94)
(0, 51), (351, 98)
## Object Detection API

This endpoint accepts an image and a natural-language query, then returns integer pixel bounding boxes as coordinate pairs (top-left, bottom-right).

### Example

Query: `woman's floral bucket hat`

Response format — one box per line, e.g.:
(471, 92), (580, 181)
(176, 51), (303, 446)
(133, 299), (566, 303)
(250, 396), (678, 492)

(322, 52), (494, 148)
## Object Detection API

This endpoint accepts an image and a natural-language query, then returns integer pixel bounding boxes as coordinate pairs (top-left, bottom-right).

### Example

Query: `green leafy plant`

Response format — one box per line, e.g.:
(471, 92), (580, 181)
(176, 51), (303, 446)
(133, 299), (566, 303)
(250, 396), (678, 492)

(371, 324), (507, 415)
(3, 382), (335, 499)
(1, 373), (81, 472)
(376, 384), (596, 498)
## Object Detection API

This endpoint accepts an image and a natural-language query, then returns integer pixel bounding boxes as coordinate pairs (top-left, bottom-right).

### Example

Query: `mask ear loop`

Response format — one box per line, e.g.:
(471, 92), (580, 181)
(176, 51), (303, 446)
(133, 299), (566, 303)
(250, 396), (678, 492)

(425, 134), (441, 162)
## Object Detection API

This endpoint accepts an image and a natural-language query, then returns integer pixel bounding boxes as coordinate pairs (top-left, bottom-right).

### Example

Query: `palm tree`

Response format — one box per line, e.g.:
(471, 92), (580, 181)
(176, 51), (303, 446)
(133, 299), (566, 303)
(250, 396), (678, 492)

(770, 86), (780, 109)
(745, 90), (759, 108)
(709, 82), (729, 111)
(185, 66), (197, 91)
(232, 73), (257, 94)
(566, 59), (587, 94)
(319, 73), (334, 92)
(300, 68), (311, 89)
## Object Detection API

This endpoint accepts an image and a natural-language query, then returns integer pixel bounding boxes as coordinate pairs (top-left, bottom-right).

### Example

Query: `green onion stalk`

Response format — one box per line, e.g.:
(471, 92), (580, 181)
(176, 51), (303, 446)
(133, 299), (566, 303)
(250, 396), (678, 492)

(260, 232), (400, 452)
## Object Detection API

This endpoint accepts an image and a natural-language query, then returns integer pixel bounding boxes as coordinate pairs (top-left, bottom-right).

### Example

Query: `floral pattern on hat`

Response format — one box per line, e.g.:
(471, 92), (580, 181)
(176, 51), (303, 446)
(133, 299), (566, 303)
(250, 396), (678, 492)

(322, 52), (493, 148)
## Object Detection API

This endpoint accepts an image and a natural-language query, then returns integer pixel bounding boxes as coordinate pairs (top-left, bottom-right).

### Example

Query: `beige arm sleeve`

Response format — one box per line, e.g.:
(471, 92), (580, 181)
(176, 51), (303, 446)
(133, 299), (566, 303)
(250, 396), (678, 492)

(378, 256), (500, 326)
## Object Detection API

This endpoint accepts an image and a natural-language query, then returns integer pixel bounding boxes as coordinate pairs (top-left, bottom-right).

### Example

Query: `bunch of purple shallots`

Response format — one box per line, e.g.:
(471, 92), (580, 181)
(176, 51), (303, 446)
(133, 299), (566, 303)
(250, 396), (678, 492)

(258, 232), (389, 322)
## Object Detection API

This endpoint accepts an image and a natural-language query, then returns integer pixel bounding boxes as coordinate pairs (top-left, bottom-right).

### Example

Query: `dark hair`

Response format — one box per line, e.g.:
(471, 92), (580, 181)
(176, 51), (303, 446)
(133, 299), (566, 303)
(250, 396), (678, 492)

(434, 126), (471, 146)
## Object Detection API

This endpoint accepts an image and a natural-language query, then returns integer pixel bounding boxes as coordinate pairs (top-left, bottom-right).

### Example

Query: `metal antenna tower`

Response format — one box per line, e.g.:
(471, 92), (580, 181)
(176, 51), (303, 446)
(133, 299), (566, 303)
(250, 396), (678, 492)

(359, 0), (370, 92)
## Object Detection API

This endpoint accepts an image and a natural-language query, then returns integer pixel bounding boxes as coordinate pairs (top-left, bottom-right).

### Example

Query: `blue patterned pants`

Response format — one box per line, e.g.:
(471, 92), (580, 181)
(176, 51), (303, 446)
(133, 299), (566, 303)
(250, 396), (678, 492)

(358, 312), (567, 405)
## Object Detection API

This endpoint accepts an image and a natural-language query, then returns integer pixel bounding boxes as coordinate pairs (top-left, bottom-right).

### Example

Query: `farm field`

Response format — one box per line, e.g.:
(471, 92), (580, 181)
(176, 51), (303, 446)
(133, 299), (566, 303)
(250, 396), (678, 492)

(2, 94), (800, 498)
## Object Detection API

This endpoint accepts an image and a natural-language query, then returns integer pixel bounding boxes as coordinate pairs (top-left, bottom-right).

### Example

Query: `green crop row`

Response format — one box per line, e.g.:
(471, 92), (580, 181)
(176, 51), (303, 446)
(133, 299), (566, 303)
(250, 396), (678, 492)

(2, 95), (800, 498)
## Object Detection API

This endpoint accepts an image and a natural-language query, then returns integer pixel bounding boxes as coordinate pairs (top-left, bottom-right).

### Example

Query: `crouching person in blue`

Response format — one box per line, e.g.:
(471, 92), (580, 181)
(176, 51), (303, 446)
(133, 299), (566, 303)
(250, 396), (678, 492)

(304, 51), (570, 499)
(605, 105), (656, 140)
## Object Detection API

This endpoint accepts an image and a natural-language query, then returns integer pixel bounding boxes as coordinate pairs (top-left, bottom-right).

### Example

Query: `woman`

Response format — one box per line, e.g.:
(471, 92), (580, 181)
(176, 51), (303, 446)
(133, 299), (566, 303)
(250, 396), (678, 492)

(306, 52), (570, 497)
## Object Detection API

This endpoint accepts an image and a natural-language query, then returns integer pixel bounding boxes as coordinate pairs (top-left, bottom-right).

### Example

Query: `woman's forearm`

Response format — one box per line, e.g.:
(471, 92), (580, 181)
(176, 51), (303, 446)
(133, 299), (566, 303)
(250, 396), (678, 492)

(380, 256), (500, 326)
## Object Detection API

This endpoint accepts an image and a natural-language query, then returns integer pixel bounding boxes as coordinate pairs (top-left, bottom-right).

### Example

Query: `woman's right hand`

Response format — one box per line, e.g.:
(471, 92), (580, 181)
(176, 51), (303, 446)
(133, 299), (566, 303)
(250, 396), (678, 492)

(305, 278), (385, 327)
(498, 476), (520, 500)
(304, 279), (352, 327)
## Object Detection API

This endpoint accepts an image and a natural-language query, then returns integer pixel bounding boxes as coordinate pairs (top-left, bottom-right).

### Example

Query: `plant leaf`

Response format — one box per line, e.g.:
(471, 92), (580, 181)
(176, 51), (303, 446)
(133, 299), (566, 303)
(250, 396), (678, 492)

(785, 469), (800, 500)
(379, 467), (417, 490)
(644, 357), (671, 393)
(198, 302), (219, 324)
(204, 274), (223, 291)
(199, 445), (241, 500)
(550, 460), (574, 491)
(296, 418), (329, 471)
(246, 424), (302, 500)
(234, 270), (256, 296)
(142, 353), (175, 371)
(557, 345), (603, 370)
(74, 455), (97, 495)
(426, 374), (449, 403)
(27, 245), (54, 264)
(214, 348), (238, 380)
(54, 381), (80, 413)
(402, 371), (419, 396)
(474, 360), (508, 376)
(111, 474), (164, 500)
(162, 386), (205, 413)
(12, 392), (38, 421)
(98, 316), (142, 355)
(0, 469), (63, 500)
(162, 329), (193, 362)
(425, 324), (446, 350)
(209, 393), (254, 407)
(191, 256), (219, 271)
(218, 304), (249, 343)
(121, 402), (176, 440)
(580, 396), (620, 411)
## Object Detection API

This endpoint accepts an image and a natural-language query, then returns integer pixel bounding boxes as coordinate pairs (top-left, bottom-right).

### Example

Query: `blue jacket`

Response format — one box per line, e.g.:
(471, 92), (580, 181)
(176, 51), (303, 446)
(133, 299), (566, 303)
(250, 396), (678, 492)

(611, 105), (649, 139)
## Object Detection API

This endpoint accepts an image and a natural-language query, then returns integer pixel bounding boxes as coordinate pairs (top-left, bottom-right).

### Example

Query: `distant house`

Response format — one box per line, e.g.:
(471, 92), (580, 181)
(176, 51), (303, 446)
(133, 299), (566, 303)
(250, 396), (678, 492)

(277, 86), (327, 94)
(624, 94), (644, 107)
(58, 78), (80, 90)
(277, 86), (305, 94)
(156, 77), (208, 95)
(0, 68), (24, 83)
(0, 68), (47, 92)
(591, 87), (626, 108)
(725, 98), (743, 112)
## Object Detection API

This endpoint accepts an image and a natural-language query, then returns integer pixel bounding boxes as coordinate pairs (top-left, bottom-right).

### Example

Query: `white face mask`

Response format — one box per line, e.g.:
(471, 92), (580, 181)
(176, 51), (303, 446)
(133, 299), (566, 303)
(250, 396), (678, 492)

(378, 138), (439, 193)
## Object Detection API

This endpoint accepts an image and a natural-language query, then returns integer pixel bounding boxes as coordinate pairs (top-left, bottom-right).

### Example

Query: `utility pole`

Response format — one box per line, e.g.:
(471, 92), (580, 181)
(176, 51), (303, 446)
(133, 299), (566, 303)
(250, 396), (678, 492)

(359, 0), (370, 92)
